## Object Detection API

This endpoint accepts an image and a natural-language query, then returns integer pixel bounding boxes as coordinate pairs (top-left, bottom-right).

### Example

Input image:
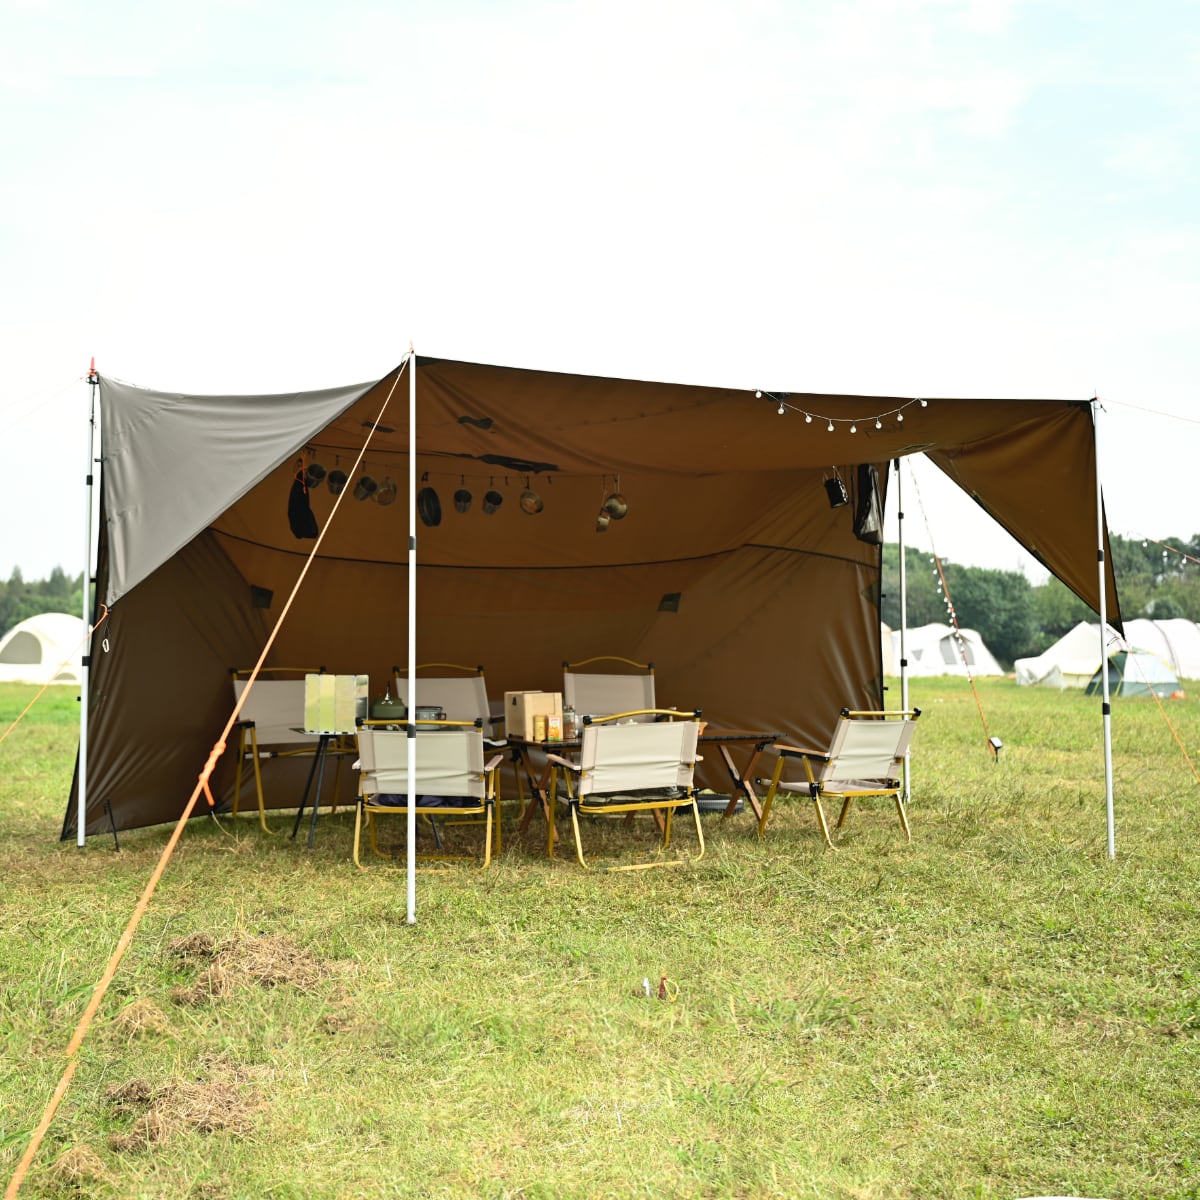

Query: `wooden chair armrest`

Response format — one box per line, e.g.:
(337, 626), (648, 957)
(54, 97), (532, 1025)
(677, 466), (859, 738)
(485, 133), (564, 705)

(483, 753), (504, 773)
(774, 743), (831, 762)
(545, 753), (580, 772)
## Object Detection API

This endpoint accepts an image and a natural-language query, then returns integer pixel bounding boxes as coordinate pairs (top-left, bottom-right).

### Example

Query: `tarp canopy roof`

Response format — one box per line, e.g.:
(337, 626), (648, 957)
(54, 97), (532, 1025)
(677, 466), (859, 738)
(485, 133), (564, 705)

(67, 355), (1121, 836)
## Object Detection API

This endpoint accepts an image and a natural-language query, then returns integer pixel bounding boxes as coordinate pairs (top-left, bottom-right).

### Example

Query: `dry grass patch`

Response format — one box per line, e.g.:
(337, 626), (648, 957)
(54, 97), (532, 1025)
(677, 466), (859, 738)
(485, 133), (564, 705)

(168, 929), (333, 1004)
(48, 1143), (113, 1189)
(105, 1060), (265, 1153)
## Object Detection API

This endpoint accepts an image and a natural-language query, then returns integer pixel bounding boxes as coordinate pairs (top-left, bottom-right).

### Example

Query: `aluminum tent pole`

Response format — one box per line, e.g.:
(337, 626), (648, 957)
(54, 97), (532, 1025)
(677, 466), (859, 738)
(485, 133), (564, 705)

(1093, 399), (1116, 859)
(406, 351), (418, 923)
(895, 458), (911, 803)
(77, 361), (100, 846)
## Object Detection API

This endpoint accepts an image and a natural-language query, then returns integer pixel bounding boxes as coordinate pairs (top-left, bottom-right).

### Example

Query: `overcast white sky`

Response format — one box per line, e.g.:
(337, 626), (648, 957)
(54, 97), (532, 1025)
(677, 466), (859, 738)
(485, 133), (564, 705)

(2, 0), (1197, 585)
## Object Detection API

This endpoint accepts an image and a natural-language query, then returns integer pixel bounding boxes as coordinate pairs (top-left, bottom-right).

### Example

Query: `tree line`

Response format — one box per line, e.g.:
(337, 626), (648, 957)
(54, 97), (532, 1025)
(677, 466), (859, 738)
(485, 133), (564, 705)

(0, 567), (86, 639)
(881, 534), (1200, 668)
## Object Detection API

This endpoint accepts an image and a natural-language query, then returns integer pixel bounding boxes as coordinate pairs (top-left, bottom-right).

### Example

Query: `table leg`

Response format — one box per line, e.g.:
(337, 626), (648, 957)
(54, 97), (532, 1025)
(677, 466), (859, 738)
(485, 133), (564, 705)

(291, 739), (325, 840)
(306, 735), (331, 849)
(717, 743), (766, 823)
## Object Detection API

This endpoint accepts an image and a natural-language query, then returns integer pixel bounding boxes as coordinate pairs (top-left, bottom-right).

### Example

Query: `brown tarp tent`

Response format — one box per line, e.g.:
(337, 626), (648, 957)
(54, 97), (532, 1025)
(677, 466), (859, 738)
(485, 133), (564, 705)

(63, 356), (1119, 837)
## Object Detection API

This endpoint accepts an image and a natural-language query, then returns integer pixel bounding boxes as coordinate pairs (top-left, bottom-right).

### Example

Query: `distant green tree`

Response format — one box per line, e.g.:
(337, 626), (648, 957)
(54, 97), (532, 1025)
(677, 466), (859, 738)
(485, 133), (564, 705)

(880, 544), (947, 630)
(941, 565), (1037, 667)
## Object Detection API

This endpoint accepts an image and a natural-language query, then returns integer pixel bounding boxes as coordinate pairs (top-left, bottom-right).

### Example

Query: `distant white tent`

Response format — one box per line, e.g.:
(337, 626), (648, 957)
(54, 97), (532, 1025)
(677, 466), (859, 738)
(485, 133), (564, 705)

(1017, 618), (1200, 688)
(892, 622), (1005, 677)
(0, 612), (86, 686)
(1121, 618), (1200, 681)
(880, 622), (897, 675)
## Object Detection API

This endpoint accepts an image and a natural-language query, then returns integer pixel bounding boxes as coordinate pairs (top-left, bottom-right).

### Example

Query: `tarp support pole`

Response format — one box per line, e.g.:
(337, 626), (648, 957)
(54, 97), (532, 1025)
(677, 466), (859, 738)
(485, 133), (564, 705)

(406, 351), (418, 924)
(895, 458), (911, 803)
(78, 364), (99, 846)
(1094, 399), (1116, 858)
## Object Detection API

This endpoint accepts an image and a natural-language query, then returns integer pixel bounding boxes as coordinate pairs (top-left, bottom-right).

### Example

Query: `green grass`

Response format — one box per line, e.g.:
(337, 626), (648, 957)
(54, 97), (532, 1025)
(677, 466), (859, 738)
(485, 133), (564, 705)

(2, 678), (1200, 1199)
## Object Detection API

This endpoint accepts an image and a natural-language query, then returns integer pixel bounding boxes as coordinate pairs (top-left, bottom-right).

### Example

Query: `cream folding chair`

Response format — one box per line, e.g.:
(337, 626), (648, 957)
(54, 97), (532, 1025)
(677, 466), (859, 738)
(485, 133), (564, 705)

(563, 656), (656, 723)
(758, 708), (921, 848)
(545, 709), (704, 871)
(353, 719), (502, 869)
(392, 663), (503, 740)
(229, 667), (350, 831)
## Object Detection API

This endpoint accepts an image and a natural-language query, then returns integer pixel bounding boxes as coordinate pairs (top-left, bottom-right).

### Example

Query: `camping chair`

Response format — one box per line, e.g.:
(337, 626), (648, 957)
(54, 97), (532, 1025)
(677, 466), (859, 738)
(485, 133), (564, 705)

(353, 718), (502, 869)
(544, 709), (704, 871)
(229, 667), (351, 832)
(393, 661), (508, 817)
(757, 708), (920, 848)
(562, 656), (656, 721)
(392, 663), (503, 739)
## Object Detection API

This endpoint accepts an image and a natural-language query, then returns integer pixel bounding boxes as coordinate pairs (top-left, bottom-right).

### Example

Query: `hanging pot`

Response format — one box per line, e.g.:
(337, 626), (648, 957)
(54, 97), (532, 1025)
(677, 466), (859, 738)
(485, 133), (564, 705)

(602, 491), (628, 519)
(454, 487), (473, 513)
(304, 462), (326, 489)
(417, 486), (442, 526)
(354, 475), (378, 501)
(595, 509), (611, 533)
(519, 487), (544, 515)
(482, 490), (504, 515)
(327, 469), (348, 496)
(375, 478), (398, 506)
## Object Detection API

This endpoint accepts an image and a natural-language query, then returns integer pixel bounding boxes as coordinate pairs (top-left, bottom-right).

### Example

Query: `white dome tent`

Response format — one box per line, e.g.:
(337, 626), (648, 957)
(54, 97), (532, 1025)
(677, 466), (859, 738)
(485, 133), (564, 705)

(0, 612), (86, 686)
(892, 622), (1005, 677)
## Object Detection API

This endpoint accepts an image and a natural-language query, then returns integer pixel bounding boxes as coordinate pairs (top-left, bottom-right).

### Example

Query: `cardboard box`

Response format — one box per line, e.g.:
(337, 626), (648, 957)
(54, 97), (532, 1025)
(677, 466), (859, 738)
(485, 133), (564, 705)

(504, 690), (563, 741)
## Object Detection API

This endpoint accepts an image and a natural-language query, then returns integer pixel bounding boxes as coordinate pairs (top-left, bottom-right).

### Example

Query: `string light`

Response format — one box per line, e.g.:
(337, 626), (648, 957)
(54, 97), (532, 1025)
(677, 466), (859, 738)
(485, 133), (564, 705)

(758, 390), (929, 429)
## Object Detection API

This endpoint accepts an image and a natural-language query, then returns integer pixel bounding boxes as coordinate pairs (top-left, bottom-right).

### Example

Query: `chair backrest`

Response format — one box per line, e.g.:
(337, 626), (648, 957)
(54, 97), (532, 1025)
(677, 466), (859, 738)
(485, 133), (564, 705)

(820, 713), (918, 786)
(232, 677), (315, 746)
(356, 725), (487, 800)
(393, 665), (491, 725)
(577, 719), (698, 799)
(563, 657), (655, 720)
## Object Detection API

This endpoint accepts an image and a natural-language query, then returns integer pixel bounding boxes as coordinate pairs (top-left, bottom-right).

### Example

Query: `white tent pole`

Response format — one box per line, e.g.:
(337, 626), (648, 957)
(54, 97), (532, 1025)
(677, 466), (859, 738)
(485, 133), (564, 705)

(77, 362), (99, 846)
(1094, 399), (1116, 859)
(895, 457), (911, 803)
(406, 351), (418, 924)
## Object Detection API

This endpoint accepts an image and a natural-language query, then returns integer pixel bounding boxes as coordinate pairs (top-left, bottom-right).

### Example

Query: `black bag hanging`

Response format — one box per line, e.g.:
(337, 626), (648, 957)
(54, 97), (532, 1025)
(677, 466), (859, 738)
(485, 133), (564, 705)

(853, 463), (884, 545)
(288, 470), (319, 539)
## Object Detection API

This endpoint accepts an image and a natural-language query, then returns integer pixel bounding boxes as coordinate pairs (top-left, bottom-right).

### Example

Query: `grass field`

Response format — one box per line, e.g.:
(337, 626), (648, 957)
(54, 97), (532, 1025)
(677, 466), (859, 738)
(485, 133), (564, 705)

(2, 677), (1199, 1199)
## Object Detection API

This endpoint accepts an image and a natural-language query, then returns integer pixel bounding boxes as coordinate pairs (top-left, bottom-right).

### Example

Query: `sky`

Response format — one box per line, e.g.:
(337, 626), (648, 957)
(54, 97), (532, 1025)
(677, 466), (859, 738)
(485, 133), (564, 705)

(2, 0), (1197, 586)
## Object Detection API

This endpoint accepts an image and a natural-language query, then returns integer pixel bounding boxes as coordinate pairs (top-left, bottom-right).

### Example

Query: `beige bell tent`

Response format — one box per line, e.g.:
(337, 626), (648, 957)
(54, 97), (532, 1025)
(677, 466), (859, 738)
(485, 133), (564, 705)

(63, 356), (1120, 837)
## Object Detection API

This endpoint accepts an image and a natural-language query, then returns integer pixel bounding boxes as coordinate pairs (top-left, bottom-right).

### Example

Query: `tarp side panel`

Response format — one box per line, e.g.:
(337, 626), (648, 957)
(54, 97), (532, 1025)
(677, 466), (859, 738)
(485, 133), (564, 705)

(64, 531), (269, 836)
(924, 404), (1122, 625)
(99, 374), (384, 606)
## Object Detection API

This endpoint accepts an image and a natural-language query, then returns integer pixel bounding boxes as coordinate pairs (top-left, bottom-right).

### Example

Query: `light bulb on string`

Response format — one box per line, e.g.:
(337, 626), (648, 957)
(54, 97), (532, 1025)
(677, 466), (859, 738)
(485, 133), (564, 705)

(875, 419), (882, 430)
(849, 423), (857, 433)
(919, 399), (928, 407)
(805, 413), (812, 424)
(897, 412), (904, 422)
(827, 421), (834, 432)
(778, 401), (786, 415)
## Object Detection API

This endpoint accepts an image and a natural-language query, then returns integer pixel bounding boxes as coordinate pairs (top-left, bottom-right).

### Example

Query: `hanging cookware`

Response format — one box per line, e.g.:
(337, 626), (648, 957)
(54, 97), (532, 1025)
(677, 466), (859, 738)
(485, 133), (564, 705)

(417, 486), (442, 526)
(375, 478), (398, 506)
(327, 469), (348, 496)
(354, 474), (378, 501)
(595, 508), (611, 533)
(519, 486), (544, 515)
(601, 490), (628, 519)
(482, 489), (504, 515)
(454, 486), (473, 513)
(304, 462), (326, 490)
